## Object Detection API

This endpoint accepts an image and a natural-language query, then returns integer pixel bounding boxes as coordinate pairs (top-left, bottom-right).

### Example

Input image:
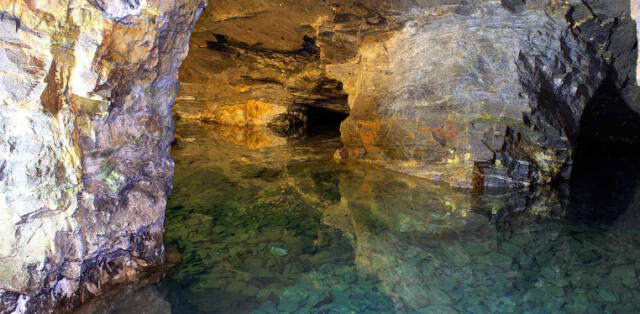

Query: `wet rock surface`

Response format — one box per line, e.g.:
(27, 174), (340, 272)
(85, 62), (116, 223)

(178, 0), (639, 188)
(635, 0), (640, 82)
(0, 0), (204, 312)
(93, 121), (640, 313)
(570, 0), (640, 112)
(175, 39), (349, 127)
(330, 1), (605, 189)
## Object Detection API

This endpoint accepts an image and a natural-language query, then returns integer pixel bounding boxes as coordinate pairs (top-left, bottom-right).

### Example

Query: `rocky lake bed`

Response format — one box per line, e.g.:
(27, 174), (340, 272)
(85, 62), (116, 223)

(83, 121), (640, 314)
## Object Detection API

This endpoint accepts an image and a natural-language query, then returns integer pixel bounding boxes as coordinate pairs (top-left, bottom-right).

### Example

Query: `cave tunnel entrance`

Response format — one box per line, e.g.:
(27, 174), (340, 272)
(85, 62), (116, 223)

(568, 74), (640, 224)
(304, 105), (349, 138)
(297, 78), (350, 138)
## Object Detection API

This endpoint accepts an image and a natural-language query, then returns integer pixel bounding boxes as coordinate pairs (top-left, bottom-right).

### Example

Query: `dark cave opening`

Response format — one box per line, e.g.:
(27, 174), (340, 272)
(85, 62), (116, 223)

(568, 76), (640, 224)
(304, 105), (349, 138)
(291, 78), (350, 139)
(268, 105), (349, 140)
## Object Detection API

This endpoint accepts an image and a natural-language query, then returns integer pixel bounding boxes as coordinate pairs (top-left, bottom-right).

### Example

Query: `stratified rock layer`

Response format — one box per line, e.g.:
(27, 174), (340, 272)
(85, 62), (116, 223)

(175, 40), (349, 127)
(0, 0), (204, 312)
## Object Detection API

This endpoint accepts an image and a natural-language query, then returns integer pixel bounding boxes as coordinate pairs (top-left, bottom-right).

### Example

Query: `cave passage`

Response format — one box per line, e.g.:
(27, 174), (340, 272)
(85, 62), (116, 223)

(8, 0), (640, 311)
(124, 74), (640, 314)
(301, 105), (349, 138)
(87, 2), (640, 313)
(569, 76), (640, 223)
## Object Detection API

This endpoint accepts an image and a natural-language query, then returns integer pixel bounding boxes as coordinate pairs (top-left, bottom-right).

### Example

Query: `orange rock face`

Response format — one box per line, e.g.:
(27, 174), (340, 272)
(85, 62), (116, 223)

(208, 100), (288, 126)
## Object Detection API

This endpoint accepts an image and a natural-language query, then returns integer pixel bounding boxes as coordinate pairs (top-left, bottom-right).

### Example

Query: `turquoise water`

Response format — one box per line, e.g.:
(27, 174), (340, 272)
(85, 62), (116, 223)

(98, 121), (640, 313)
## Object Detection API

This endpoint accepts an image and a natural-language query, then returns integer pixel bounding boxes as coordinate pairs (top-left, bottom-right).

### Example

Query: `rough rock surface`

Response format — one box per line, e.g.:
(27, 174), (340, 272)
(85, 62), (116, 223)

(0, 0), (204, 312)
(175, 39), (349, 127)
(569, 0), (640, 111)
(634, 0), (640, 83)
(178, 0), (638, 188)
(330, 1), (606, 188)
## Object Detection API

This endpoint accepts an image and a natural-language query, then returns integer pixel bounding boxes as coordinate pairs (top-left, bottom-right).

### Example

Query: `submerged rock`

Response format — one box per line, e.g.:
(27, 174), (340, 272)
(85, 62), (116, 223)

(270, 246), (289, 257)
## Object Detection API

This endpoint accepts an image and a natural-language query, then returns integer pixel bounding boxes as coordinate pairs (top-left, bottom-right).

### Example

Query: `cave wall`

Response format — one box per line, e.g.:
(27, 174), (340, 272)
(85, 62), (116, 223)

(178, 0), (637, 189)
(570, 0), (640, 112)
(174, 0), (349, 127)
(634, 0), (640, 83)
(0, 0), (204, 312)
(330, 1), (605, 188)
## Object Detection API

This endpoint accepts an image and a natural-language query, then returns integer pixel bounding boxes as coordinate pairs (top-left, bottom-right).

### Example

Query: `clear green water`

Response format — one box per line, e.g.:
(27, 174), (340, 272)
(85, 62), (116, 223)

(100, 122), (640, 313)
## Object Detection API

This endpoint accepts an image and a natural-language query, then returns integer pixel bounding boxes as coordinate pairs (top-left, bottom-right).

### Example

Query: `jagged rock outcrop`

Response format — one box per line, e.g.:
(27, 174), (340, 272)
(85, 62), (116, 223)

(178, 0), (638, 189)
(330, 1), (607, 188)
(0, 0), (204, 312)
(568, 0), (640, 111)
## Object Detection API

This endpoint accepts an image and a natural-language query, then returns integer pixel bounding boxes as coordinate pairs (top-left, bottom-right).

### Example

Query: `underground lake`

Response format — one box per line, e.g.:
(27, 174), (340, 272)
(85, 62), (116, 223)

(77, 111), (640, 313)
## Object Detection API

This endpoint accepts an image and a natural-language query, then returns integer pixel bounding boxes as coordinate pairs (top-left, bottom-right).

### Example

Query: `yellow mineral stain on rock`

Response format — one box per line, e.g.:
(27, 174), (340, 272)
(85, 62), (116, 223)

(207, 123), (287, 149)
(402, 160), (418, 168)
(209, 100), (286, 126)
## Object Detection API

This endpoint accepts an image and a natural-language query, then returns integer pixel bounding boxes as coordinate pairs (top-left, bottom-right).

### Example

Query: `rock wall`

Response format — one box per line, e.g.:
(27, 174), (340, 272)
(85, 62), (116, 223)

(0, 0), (204, 312)
(329, 1), (606, 188)
(179, 0), (637, 189)
(174, 0), (349, 127)
(570, 0), (639, 112)
(634, 0), (640, 83)
(175, 40), (348, 127)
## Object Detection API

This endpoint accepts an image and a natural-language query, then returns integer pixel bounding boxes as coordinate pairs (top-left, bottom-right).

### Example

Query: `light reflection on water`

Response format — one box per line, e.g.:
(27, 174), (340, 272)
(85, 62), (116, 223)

(93, 121), (640, 314)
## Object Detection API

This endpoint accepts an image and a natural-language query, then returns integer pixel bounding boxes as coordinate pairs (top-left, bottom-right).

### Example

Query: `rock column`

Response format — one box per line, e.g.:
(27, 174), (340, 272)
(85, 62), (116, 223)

(0, 0), (204, 312)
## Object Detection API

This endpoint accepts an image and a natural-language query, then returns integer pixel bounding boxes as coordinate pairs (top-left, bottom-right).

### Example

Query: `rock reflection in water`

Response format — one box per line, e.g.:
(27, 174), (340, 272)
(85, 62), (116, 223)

(93, 121), (640, 313)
